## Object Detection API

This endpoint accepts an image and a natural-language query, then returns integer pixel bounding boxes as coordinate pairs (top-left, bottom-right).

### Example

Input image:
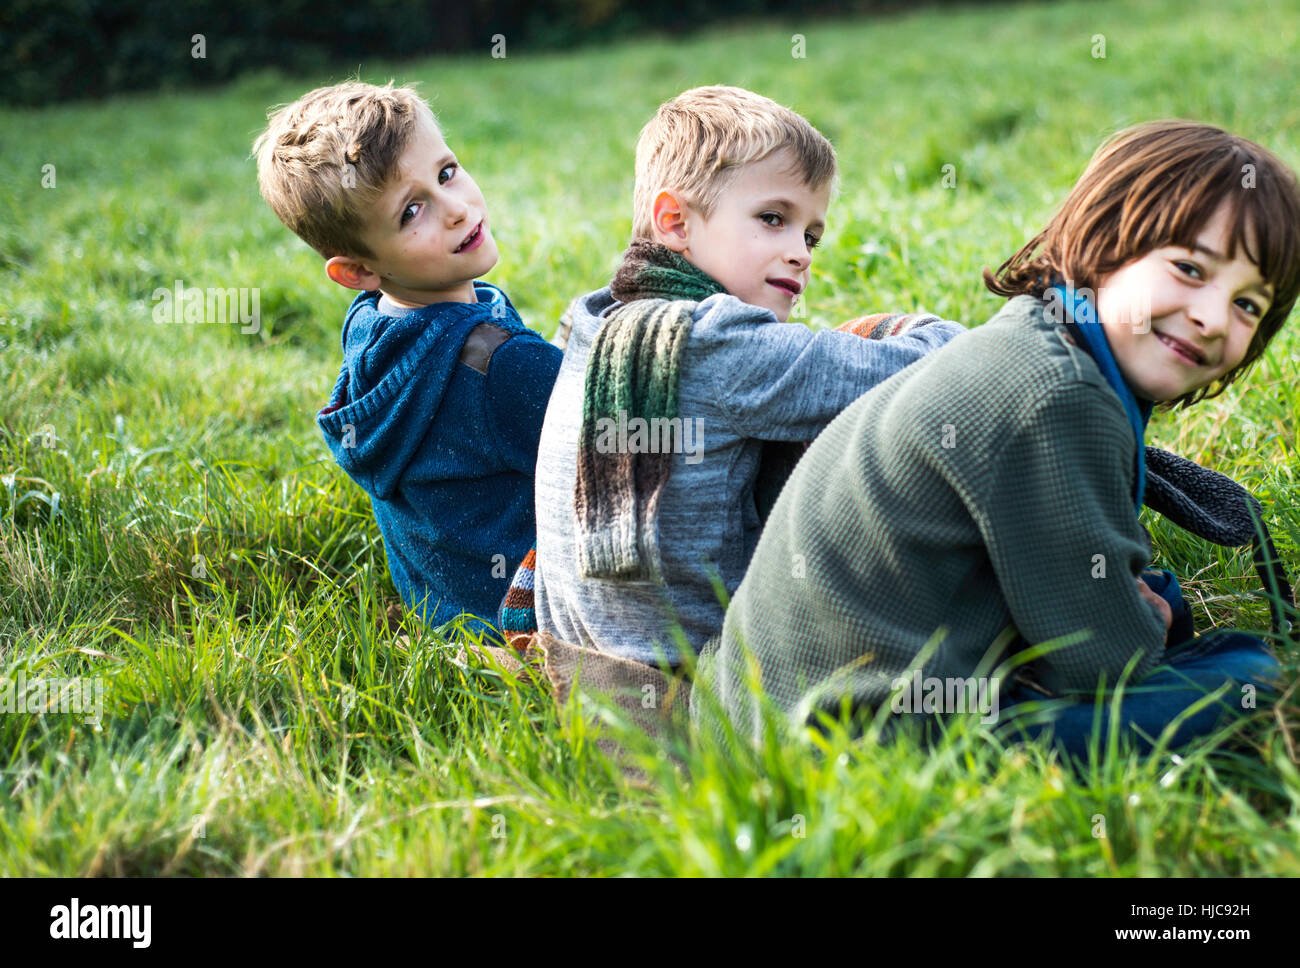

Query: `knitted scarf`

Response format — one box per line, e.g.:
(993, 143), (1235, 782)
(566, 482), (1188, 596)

(496, 259), (953, 651)
(573, 240), (726, 581)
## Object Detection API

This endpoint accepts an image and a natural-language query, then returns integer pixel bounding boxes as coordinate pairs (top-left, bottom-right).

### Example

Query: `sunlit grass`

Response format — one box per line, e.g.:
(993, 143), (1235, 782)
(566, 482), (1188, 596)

(2, 0), (1299, 875)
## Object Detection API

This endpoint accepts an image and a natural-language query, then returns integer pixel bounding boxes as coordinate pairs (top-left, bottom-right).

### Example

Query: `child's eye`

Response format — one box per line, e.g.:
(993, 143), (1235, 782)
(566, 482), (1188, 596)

(759, 212), (783, 227)
(400, 202), (419, 227)
(805, 232), (821, 250)
(438, 163), (457, 185)
(1235, 297), (1263, 319)
(1173, 260), (1202, 279)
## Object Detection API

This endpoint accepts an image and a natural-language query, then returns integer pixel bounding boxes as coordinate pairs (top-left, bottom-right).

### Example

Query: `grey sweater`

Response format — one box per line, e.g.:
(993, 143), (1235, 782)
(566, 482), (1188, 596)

(532, 287), (964, 665)
(692, 293), (1169, 745)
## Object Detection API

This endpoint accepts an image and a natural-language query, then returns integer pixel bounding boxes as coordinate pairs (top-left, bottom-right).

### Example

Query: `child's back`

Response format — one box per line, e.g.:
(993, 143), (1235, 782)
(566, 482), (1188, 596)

(531, 87), (962, 664)
(320, 284), (558, 629)
(254, 81), (561, 633)
(535, 281), (956, 666)
(697, 119), (1300, 757)
(703, 291), (1158, 737)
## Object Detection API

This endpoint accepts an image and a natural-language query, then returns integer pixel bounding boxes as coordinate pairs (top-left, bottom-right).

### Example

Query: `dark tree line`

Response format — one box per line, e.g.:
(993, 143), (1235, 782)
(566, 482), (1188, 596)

(1, 0), (948, 108)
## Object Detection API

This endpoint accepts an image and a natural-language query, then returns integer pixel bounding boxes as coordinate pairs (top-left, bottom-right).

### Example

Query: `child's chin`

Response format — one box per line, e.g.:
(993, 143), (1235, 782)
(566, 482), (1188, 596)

(743, 290), (792, 321)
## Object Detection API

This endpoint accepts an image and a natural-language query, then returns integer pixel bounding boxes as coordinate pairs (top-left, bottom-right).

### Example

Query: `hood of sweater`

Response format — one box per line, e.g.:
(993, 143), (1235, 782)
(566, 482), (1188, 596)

(317, 281), (516, 500)
(565, 284), (617, 353)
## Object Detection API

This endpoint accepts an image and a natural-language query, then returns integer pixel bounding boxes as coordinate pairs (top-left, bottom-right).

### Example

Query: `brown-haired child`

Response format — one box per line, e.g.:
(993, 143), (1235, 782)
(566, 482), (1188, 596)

(701, 120), (1300, 758)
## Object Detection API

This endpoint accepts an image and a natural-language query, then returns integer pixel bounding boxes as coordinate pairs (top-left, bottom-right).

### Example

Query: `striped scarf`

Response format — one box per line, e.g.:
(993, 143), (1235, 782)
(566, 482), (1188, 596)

(496, 249), (947, 652)
(497, 243), (722, 652)
(574, 240), (727, 581)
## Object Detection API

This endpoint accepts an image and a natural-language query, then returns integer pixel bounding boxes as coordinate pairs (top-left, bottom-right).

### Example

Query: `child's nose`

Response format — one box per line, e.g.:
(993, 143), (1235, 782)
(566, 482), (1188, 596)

(442, 193), (470, 225)
(1189, 288), (1230, 336)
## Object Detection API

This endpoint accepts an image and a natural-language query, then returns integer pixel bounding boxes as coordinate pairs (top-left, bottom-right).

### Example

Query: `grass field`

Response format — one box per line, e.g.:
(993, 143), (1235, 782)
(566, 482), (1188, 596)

(4, 0), (1300, 876)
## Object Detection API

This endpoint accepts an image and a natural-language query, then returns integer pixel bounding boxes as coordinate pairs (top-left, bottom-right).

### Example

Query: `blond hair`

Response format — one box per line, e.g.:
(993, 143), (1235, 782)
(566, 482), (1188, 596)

(253, 80), (437, 259)
(631, 85), (837, 241)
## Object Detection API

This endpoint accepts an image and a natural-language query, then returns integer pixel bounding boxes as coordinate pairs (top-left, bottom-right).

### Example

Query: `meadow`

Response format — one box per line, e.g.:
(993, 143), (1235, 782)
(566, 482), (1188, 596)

(3, 0), (1300, 876)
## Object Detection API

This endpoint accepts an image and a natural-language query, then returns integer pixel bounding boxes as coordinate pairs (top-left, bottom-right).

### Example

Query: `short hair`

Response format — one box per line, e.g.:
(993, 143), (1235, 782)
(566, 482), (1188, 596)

(253, 80), (437, 259)
(631, 85), (837, 241)
(985, 119), (1300, 406)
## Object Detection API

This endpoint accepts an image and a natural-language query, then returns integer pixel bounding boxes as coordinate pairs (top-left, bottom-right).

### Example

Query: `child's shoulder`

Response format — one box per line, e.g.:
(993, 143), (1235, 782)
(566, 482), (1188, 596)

(572, 287), (774, 339)
(339, 281), (562, 392)
(688, 291), (780, 331)
(892, 294), (1128, 448)
(973, 294), (1110, 391)
(342, 281), (536, 343)
(677, 292), (822, 358)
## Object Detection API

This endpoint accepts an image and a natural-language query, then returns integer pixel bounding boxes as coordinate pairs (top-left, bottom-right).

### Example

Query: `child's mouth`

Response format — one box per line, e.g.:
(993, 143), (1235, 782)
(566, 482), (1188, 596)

(1156, 332), (1206, 365)
(767, 278), (801, 297)
(454, 221), (485, 253)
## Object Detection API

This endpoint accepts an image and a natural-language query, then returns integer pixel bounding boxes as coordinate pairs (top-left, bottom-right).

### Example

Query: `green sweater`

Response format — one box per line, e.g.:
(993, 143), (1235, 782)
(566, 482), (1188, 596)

(693, 294), (1168, 744)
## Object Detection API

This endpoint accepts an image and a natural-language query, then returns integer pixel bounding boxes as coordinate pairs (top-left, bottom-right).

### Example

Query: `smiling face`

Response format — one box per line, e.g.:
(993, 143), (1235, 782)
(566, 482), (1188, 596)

(327, 116), (498, 307)
(1094, 202), (1275, 402)
(655, 149), (830, 322)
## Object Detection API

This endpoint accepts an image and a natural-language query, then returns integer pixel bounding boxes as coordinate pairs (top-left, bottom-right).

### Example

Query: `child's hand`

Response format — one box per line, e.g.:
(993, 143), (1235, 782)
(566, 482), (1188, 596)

(1136, 576), (1173, 633)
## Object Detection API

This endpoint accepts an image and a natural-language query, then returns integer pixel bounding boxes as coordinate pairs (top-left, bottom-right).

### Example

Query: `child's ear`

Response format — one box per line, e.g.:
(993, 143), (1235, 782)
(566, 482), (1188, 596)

(651, 190), (691, 252)
(325, 255), (382, 292)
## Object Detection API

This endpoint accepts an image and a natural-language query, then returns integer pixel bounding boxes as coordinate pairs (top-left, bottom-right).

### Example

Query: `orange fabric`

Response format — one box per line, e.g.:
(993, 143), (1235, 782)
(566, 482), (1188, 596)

(836, 313), (893, 338)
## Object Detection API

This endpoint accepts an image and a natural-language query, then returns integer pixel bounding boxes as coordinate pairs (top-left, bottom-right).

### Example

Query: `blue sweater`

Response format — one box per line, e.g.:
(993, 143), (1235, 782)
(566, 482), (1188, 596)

(318, 282), (562, 633)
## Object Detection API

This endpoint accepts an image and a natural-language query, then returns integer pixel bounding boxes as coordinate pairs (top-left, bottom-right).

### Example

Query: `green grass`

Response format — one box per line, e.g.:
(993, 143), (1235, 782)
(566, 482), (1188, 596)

(3, 0), (1300, 875)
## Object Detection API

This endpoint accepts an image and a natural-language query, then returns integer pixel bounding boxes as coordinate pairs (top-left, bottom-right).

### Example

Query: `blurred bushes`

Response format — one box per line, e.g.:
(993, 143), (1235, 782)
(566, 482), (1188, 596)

(1, 0), (945, 108)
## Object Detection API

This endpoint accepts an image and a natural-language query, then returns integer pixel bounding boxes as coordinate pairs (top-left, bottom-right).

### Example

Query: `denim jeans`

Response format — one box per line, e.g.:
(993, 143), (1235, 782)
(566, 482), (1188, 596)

(996, 571), (1282, 760)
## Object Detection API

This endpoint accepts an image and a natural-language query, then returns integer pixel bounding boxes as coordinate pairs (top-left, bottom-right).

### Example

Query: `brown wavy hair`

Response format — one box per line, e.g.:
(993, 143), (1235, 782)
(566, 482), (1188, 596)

(984, 120), (1300, 406)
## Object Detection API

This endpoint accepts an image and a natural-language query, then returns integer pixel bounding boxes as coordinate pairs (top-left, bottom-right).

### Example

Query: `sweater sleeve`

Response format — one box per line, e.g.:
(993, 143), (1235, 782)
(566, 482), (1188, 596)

(976, 382), (1167, 696)
(484, 332), (564, 476)
(692, 296), (966, 440)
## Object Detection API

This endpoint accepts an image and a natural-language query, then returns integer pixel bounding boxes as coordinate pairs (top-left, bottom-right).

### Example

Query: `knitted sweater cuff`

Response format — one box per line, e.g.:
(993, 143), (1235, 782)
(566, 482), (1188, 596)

(837, 312), (944, 339)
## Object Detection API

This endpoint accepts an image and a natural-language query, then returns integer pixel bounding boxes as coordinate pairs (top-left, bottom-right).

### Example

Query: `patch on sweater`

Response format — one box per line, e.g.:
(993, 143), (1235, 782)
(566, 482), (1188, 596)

(458, 321), (511, 374)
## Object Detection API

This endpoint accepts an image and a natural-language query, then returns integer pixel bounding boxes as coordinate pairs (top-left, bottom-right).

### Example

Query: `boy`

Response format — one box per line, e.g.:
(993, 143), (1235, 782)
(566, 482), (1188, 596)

(253, 81), (562, 634)
(530, 85), (965, 667)
(698, 121), (1300, 758)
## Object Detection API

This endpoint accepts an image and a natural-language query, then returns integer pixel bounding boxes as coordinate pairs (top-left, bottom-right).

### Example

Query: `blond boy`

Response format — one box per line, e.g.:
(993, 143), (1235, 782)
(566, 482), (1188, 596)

(254, 81), (562, 633)
(530, 85), (965, 666)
